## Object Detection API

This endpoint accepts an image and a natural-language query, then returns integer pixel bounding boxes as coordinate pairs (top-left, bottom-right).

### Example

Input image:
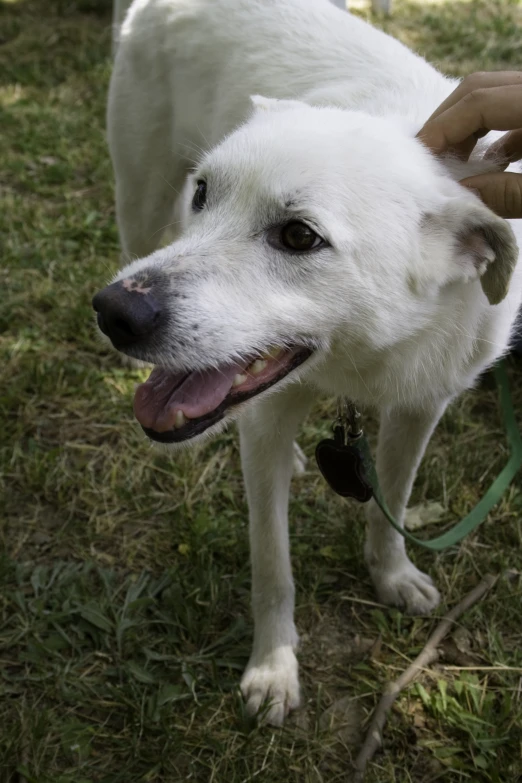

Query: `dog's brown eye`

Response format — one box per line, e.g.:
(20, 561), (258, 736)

(192, 180), (207, 210)
(279, 221), (324, 252)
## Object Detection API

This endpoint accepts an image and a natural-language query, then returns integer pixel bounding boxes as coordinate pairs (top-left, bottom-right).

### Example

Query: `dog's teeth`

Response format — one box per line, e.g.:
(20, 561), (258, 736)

(233, 373), (248, 387)
(174, 410), (186, 428)
(250, 359), (267, 375)
(263, 346), (283, 360)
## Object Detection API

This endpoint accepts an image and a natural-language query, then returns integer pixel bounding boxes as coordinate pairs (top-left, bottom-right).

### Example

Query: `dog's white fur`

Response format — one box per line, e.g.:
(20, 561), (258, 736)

(107, 0), (521, 725)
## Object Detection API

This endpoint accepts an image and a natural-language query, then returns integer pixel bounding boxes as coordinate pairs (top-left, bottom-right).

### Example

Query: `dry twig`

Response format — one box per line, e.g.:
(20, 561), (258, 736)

(353, 573), (498, 782)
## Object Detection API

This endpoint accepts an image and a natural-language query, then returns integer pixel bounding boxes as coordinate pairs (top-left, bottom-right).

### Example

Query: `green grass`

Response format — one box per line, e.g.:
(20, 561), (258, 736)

(1, 0), (522, 780)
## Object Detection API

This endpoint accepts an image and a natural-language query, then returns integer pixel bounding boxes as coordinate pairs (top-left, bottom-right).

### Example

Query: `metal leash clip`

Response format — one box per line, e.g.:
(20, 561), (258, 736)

(336, 397), (362, 441)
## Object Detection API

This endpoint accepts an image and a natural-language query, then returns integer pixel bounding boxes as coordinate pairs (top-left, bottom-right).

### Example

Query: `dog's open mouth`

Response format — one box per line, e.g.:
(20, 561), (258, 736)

(133, 345), (313, 443)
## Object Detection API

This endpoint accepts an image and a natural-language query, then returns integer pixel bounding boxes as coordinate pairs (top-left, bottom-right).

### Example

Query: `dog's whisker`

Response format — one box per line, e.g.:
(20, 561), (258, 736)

(346, 351), (372, 396)
(148, 219), (183, 241)
(194, 132), (211, 154)
(191, 129), (211, 155)
(159, 175), (181, 196)
(173, 139), (206, 166)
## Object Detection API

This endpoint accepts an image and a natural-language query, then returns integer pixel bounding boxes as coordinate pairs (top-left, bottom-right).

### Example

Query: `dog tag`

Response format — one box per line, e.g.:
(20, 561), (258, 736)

(315, 425), (374, 502)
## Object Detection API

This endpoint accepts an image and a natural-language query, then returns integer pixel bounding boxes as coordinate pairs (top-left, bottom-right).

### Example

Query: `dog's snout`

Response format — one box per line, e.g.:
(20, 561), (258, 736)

(92, 280), (161, 348)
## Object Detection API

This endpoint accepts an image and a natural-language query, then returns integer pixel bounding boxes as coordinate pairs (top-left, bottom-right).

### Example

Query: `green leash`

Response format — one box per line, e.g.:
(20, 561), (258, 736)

(368, 362), (522, 550)
(316, 362), (522, 551)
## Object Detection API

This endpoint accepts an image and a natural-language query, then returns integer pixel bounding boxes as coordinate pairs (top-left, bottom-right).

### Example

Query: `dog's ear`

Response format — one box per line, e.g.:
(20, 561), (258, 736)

(424, 195), (518, 305)
(250, 94), (308, 113)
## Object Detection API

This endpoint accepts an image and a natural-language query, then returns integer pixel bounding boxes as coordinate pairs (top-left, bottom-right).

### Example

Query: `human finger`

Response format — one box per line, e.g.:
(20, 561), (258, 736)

(417, 84), (522, 157)
(425, 71), (522, 123)
(460, 171), (522, 219)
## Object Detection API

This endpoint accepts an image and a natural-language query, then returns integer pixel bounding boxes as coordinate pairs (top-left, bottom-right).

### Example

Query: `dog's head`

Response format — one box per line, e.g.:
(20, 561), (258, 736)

(93, 98), (518, 446)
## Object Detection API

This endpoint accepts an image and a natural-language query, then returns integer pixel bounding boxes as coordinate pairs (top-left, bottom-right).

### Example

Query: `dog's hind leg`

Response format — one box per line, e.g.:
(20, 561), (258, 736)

(239, 383), (314, 726)
(111, 0), (133, 59)
(108, 58), (187, 260)
(364, 404), (447, 615)
(110, 133), (185, 260)
(114, 167), (184, 261)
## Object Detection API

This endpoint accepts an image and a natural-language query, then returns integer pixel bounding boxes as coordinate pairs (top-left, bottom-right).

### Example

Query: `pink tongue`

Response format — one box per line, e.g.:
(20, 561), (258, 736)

(133, 361), (248, 432)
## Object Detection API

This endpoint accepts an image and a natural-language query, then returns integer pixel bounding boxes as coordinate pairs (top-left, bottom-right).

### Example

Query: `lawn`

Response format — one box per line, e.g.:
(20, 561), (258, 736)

(1, 0), (522, 781)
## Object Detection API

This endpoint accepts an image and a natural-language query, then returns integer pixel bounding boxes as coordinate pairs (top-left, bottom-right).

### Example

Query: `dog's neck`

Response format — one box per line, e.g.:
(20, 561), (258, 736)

(309, 274), (511, 412)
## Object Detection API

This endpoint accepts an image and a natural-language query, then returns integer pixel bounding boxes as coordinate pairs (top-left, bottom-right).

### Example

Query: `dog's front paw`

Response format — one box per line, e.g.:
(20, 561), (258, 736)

(370, 559), (440, 615)
(240, 645), (300, 726)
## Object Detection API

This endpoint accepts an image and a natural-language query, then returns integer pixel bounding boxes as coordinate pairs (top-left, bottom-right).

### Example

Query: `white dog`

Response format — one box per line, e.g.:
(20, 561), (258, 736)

(95, 0), (521, 725)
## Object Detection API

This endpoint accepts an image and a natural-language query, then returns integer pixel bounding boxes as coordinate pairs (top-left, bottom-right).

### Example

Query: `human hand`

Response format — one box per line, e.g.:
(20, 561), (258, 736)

(417, 72), (522, 218)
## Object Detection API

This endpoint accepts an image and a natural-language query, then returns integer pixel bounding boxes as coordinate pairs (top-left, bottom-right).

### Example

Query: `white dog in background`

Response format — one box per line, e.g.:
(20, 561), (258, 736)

(330, 0), (391, 16)
(111, 0), (390, 56)
(95, 0), (521, 725)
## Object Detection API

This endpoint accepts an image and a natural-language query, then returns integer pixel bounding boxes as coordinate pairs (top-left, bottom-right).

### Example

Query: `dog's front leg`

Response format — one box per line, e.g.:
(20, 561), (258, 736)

(239, 384), (313, 726)
(365, 403), (449, 615)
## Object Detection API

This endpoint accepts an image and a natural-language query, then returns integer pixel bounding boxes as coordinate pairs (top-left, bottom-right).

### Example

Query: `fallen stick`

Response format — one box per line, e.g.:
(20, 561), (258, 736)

(353, 573), (498, 782)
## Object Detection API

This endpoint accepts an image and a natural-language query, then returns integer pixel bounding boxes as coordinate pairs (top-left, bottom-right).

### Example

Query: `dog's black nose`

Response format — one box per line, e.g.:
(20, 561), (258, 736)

(92, 281), (161, 348)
